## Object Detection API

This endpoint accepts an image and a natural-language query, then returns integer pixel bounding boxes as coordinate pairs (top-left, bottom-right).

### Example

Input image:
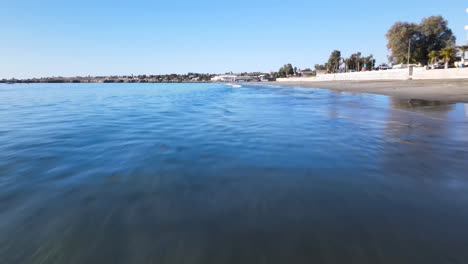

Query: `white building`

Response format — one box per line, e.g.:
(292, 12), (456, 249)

(211, 75), (257, 82)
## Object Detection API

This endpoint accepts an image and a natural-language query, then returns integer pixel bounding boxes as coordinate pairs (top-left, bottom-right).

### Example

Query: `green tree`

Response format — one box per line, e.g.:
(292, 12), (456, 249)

(347, 52), (363, 71)
(327, 50), (341, 73)
(386, 21), (420, 64)
(440, 47), (455, 69)
(314, 64), (327, 71)
(277, 63), (294, 78)
(386, 16), (455, 65)
(285, 64), (294, 76)
(419, 16), (456, 63)
(428, 50), (439, 69)
(277, 66), (285, 78)
(343, 57), (353, 72)
(345, 52), (369, 72)
(363, 54), (375, 71)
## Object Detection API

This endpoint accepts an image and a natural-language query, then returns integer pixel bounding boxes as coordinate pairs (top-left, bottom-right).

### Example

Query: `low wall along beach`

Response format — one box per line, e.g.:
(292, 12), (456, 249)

(277, 67), (468, 82)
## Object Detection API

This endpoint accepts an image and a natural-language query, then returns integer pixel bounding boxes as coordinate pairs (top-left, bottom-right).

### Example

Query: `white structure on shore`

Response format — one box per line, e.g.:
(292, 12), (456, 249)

(211, 75), (257, 82)
(276, 67), (468, 82)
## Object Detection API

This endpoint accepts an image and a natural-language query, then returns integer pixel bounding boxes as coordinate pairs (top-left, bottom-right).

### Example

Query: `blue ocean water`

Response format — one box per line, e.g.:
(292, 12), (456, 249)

(1, 83), (468, 263)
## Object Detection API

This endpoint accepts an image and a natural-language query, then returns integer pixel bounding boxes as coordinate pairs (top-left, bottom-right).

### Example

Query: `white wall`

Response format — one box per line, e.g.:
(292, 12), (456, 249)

(277, 68), (468, 82)
(412, 68), (468, 80)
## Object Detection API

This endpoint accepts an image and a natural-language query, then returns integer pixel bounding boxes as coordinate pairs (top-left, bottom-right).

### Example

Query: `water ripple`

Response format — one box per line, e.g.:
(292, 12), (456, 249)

(1, 83), (468, 263)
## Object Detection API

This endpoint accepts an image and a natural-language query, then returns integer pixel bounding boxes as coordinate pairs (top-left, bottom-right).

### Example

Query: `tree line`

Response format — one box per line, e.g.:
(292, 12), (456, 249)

(274, 51), (377, 77)
(386, 16), (456, 66)
(315, 51), (376, 73)
(274, 15), (466, 77)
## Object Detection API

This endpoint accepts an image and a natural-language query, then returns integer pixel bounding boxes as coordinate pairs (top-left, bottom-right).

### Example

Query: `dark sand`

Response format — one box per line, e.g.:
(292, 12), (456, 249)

(266, 79), (468, 103)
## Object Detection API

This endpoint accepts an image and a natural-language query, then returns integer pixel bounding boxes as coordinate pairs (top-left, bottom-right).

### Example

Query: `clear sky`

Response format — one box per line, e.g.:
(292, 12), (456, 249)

(2, 0), (468, 78)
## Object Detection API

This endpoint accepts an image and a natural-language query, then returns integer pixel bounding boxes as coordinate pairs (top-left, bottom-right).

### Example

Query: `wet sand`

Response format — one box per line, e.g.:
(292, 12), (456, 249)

(267, 79), (468, 103)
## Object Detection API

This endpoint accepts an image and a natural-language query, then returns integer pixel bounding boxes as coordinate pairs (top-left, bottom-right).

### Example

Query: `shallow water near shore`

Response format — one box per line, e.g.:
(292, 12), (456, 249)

(1, 83), (468, 263)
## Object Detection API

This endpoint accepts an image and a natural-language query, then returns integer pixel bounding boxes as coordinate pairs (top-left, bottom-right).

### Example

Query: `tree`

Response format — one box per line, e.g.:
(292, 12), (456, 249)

(349, 53), (361, 71)
(440, 48), (455, 69)
(386, 22), (420, 64)
(356, 52), (361, 71)
(362, 54), (375, 71)
(285, 64), (294, 76)
(419, 16), (456, 63)
(344, 58), (352, 72)
(277, 67), (285, 78)
(314, 64), (327, 71)
(327, 50), (341, 73)
(344, 52), (373, 72)
(386, 16), (455, 65)
(277, 63), (294, 78)
(428, 50), (439, 69)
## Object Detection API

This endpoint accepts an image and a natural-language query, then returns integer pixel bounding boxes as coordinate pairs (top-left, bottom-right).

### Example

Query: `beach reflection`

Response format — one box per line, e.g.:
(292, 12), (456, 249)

(390, 98), (455, 115)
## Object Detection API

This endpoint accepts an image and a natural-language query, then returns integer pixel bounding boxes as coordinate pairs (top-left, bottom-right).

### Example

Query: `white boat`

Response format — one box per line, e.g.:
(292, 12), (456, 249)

(232, 84), (242, 88)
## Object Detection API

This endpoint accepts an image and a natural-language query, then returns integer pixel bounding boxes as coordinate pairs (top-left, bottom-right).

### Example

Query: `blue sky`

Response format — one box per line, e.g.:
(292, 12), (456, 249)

(2, 0), (468, 78)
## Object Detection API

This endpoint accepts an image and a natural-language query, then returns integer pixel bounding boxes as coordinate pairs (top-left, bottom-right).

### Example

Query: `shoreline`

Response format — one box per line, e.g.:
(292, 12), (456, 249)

(262, 79), (468, 103)
(3, 79), (468, 103)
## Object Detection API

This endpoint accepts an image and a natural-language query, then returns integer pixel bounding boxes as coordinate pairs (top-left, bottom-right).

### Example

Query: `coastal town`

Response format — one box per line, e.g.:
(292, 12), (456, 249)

(0, 73), (271, 84)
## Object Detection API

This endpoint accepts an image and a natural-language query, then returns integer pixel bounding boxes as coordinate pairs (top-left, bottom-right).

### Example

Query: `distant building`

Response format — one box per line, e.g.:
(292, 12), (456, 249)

(211, 75), (257, 82)
(315, 70), (327, 76)
(258, 74), (274, 82)
(299, 70), (315, 77)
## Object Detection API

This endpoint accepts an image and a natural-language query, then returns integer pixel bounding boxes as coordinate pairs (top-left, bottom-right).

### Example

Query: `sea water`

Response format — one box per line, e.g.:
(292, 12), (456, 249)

(1, 83), (468, 263)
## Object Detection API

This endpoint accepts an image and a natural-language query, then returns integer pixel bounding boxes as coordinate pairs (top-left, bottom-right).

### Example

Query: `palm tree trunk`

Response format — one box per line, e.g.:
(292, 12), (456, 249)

(445, 61), (449, 69)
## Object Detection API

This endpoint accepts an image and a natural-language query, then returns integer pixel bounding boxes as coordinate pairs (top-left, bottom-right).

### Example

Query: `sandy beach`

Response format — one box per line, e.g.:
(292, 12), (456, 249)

(267, 79), (468, 103)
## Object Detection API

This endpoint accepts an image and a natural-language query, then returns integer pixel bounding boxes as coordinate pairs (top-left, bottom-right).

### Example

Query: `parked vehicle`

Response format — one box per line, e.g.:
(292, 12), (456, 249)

(377, 64), (391, 70)
(433, 62), (445, 69)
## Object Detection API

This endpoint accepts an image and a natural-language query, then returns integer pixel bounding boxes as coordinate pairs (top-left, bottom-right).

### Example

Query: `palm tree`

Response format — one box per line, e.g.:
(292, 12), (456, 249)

(458, 45), (468, 67)
(356, 52), (362, 71)
(428, 50), (439, 69)
(440, 48), (455, 69)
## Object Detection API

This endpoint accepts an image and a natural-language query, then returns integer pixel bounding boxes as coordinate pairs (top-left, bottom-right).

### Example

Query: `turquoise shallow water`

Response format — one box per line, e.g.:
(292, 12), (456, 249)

(1, 83), (468, 263)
